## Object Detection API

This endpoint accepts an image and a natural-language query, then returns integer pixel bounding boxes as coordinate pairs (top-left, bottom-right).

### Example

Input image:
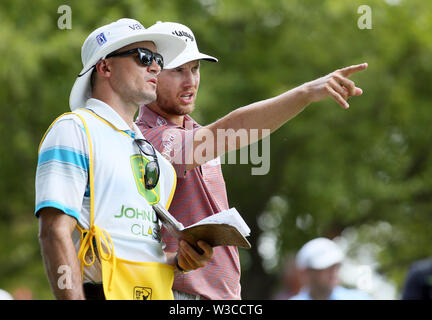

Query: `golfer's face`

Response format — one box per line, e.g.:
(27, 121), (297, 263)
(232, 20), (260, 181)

(155, 60), (200, 116)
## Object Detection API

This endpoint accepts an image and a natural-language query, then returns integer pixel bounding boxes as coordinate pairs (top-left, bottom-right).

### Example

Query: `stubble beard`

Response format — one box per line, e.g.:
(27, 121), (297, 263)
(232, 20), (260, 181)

(135, 81), (158, 105)
(115, 78), (157, 107)
(155, 94), (195, 116)
(138, 90), (157, 106)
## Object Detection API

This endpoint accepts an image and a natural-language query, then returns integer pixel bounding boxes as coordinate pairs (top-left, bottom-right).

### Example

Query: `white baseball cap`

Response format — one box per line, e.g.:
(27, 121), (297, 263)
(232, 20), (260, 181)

(149, 21), (218, 69)
(296, 237), (344, 270)
(69, 18), (187, 110)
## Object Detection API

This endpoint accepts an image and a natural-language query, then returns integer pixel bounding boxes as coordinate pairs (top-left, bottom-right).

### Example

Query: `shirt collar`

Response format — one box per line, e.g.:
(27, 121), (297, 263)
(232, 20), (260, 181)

(137, 105), (200, 130)
(84, 98), (144, 139)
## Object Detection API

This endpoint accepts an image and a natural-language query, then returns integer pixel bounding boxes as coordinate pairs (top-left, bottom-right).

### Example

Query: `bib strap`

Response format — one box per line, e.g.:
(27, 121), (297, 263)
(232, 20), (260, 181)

(77, 225), (117, 290)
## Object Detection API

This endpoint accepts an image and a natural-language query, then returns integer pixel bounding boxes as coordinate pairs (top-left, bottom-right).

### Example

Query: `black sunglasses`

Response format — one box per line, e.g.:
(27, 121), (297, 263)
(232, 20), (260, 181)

(106, 48), (164, 70)
(134, 139), (160, 190)
(78, 48), (164, 78)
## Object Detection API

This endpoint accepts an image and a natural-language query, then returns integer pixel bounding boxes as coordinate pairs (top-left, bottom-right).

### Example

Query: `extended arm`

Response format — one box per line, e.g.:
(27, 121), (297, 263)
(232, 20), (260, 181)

(185, 63), (368, 169)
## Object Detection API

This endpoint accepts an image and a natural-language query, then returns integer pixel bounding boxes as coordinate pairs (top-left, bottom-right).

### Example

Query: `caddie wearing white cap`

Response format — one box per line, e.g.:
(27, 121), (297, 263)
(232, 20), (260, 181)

(290, 238), (371, 300)
(35, 18), (213, 300)
(136, 21), (368, 300)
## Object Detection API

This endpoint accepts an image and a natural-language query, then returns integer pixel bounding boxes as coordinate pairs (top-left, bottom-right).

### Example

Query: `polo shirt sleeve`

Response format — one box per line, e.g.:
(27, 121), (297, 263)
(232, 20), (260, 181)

(140, 126), (196, 179)
(35, 115), (89, 221)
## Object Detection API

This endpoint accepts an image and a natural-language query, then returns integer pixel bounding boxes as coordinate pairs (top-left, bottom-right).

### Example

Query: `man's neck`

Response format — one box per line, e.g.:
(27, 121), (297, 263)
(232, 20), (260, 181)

(92, 94), (137, 129)
(147, 103), (186, 128)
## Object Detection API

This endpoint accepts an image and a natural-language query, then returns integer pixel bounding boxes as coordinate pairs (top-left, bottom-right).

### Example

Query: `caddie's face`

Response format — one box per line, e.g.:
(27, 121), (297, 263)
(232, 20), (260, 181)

(108, 41), (160, 105)
(154, 60), (200, 116)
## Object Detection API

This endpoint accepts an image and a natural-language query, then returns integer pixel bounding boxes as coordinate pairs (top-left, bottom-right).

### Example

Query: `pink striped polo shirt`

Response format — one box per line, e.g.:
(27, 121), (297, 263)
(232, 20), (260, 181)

(136, 105), (241, 300)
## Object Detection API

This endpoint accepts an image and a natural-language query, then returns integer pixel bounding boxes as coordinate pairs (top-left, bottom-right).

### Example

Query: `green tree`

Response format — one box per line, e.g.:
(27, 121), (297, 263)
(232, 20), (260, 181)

(0, 0), (431, 299)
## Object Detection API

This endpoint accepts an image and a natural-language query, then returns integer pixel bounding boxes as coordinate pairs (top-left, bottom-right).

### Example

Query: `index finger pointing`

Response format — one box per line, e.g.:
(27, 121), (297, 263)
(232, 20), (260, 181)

(338, 62), (368, 77)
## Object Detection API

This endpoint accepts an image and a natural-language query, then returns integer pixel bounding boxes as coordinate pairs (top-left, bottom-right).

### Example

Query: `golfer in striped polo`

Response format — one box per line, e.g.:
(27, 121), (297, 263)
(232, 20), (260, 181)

(137, 21), (367, 300)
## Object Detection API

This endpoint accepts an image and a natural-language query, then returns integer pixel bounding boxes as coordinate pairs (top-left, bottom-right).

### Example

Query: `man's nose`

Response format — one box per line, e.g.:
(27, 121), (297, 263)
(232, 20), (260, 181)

(147, 59), (161, 75)
(182, 70), (196, 87)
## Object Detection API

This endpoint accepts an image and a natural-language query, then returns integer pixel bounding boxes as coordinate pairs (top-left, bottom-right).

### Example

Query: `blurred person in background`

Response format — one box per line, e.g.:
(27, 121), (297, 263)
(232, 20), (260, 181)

(12, 287), (33, 300)
(401, 258), (432, 300)
(272, 255), (302, 300)
(290, 237), (372, 300)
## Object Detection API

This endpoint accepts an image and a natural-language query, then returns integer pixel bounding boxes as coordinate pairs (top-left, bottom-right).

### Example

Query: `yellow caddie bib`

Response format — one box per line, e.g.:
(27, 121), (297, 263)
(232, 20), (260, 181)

(40, 109), (176, 300)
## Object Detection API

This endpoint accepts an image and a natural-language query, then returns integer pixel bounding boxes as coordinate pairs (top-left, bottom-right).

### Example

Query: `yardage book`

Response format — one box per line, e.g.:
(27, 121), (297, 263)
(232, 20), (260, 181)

(152, 204), (252, 250)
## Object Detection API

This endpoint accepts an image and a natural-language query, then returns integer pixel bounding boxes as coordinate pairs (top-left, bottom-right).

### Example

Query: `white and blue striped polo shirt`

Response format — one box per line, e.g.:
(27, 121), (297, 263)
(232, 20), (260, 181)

(35, 98), (177, 283)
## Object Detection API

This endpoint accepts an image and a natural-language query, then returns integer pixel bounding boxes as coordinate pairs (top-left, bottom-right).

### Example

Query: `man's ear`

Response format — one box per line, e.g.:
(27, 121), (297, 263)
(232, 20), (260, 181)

(95, 59), (111, 78)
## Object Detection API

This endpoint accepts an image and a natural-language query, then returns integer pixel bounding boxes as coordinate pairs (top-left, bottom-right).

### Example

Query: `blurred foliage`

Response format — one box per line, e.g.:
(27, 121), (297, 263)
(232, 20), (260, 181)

(0, 0), (431, 299)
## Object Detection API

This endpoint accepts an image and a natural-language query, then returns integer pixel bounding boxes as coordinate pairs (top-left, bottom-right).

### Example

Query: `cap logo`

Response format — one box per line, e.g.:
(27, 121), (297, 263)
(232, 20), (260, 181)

(172, 30), (194, 42)
(129, 23), (144, 31)
(96, 32), (107, 46)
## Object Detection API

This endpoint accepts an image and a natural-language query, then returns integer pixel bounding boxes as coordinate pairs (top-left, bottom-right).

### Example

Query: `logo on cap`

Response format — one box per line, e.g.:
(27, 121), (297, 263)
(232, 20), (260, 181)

(96, 32), (107, 46)
(172, 30), (194, 42)
(129, 23), (144, 30)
